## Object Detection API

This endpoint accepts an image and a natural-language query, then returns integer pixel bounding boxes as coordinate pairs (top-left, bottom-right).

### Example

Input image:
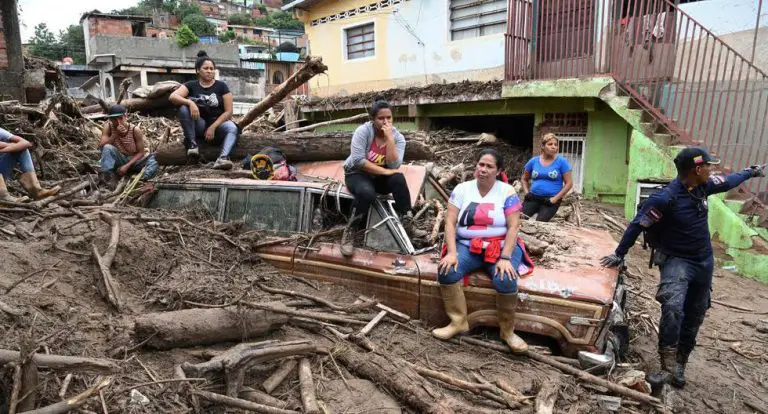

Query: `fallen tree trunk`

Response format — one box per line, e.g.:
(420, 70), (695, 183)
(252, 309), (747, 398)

(133, 306), (289, 349)
(335, 345), (456, 414)
(238, 56), (328, 130)
(0, 350), (120, 374)
(81, 95), (173, 115)
(155, 132), (433, 165)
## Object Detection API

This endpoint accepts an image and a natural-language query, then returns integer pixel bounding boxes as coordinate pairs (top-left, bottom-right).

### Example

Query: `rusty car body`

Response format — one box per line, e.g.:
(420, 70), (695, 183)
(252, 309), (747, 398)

(148, 161), (628, 365)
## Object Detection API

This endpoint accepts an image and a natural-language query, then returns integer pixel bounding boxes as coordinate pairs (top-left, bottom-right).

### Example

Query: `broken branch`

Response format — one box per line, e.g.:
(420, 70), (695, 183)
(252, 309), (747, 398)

(21, 376), (113, 414)
(0, 349), (120, 374)
(263, 359), (298, 394)
(193, 390), (299, 414)
(298, 358), (321, 414)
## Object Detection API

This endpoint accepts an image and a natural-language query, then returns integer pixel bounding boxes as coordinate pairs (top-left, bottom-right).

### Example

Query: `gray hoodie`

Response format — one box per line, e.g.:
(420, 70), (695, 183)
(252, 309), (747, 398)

(343, 121), (406, 174)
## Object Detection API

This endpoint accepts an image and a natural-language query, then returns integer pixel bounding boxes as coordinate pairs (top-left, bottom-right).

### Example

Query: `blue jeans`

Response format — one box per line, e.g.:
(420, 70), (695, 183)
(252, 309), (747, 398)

(438, 241), (524, 293)
(0, 148), (35, 180)
(655, 254), (713, 356)
(100, 145), (158, 180)
(178, 105), (238, 159)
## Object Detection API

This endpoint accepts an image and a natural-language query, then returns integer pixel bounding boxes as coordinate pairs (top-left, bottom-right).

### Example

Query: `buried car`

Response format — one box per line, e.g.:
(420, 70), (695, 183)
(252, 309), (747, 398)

(147, 161), (629, 367)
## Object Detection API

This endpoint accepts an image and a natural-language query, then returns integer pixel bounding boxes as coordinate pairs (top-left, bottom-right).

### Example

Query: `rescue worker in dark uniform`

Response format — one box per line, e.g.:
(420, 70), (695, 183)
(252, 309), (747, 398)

(600, 147), (765, 390)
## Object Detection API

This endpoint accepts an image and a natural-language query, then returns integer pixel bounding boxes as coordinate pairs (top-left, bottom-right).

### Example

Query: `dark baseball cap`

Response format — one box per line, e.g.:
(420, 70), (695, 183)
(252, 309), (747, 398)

(673, 146), (721, 171)
(107, 104), (127, 118)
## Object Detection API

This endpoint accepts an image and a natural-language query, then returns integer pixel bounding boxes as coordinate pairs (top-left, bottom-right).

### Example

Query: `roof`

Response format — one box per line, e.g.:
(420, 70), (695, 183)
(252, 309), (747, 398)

(282, 0), (326, 11)
(80, 11), (153, 23)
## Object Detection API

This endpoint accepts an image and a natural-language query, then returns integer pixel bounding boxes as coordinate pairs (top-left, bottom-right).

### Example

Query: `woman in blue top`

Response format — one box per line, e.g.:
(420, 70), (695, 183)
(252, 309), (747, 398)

(521, 133), (573, 222)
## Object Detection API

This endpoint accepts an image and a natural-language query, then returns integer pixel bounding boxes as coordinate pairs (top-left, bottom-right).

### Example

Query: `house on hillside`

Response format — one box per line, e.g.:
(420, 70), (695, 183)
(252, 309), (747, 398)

(283, 0), (508, 97)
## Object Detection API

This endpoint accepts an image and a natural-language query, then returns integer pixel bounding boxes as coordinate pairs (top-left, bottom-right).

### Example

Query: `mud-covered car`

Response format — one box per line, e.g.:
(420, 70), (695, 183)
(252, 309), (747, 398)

(147, 161), (628, 368)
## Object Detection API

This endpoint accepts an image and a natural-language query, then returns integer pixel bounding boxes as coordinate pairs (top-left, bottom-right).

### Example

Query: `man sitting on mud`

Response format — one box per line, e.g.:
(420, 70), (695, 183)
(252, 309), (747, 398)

(0, 127), (60, 201)
(98, 104), (158, 189)
(601, 147), (765, 391)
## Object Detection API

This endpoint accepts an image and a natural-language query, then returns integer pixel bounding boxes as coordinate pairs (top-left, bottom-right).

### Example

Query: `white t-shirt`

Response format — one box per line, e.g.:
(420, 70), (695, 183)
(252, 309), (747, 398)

(448, 180), (523, 247)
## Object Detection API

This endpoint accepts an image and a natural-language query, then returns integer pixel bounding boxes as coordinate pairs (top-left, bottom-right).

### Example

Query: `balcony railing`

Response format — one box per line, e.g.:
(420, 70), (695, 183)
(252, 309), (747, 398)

(506, 0), (768, 193)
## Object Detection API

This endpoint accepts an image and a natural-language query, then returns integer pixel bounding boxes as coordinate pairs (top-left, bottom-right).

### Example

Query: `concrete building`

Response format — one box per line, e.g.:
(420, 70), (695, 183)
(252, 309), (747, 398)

(0, 0), (24, 102)
(283, 0), (508, 97)
(228, 25), (276, 43)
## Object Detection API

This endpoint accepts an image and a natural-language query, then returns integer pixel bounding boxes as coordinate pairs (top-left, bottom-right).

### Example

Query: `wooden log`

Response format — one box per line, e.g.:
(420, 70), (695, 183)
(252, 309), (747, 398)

(240, 388), (296, 410)
(241, 301), (368, 326)
(535, 379), (560, 414)
(91, 212), (124, 312)
(18, 358), (38, 412)
(0, 350), (119, 374)
(30, 181), (90, 210)
(298, 358), (321, 414)
(133, 306), (289, 349)
(238, 56), (328, 130)
(335, 346), (455, 414)
(288, 113), (369, 134)
(154, 132), (433, 165)
(263, 359), (298, 394)
(81, 94), (173, 115)
(194, 390), (299, 414)
(21, 376), (113, 414)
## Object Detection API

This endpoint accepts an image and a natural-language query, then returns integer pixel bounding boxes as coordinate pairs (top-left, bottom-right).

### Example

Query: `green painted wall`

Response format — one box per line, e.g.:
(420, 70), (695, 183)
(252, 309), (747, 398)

(502, 77), (613, 98)
(583, 107), (631, 204)
(624, 130), (679, 219)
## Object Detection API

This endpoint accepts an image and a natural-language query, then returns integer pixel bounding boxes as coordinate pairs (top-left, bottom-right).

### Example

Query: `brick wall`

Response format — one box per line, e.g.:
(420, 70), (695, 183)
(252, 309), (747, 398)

(199, 2), (220, 17)
(0, 12), (7, 69)
(88, 17), (134, 37)
(262, 0), (283, 9)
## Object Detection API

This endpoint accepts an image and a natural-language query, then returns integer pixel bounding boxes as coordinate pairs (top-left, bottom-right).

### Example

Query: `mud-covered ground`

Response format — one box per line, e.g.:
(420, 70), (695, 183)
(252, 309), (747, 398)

(0, 199), (765, 413)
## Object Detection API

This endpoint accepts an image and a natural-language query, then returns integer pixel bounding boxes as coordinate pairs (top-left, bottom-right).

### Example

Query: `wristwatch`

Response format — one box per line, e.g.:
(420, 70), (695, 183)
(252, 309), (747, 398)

(500, 255), (511, 260)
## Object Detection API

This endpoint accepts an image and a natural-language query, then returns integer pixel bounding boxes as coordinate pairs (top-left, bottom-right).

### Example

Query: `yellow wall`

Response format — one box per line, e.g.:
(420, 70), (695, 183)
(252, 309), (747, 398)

(300, 0), (392, 96)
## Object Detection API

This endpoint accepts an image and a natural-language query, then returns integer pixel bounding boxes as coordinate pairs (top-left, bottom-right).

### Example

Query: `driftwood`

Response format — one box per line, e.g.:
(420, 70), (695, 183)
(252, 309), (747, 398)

(0, 349), (120, 374)
(193, 390), (299, 414)
(18, 357), (39, 412)
(240, 388), (296, 410)
(535, 379), (560, 414)
(430, 201), (445, 244)
(242, 301), (368, 326)
(133, 306), (289, 349)
(21, 376), (113, 414)
(238, 56), (328, 130)
(257, 283), (349, 311)
(0, 299), (24, 316)
(154, 132), (433, 165)
(182, 340), (325, 399)
(31, 181), (90, 210)
(263, 359), (298, 394)
(450, 336), (663, 408)
(288, 113), (369, 134)
(116, 78), (133, 104)
(336, 345), (456, 414)
(298, 358), (321, 414)
(91, 212), (124, 311)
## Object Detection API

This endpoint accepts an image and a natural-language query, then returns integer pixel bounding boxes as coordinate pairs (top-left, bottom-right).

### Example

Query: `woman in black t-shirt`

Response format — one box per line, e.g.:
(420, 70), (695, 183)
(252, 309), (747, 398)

(170, 51), (238, 170)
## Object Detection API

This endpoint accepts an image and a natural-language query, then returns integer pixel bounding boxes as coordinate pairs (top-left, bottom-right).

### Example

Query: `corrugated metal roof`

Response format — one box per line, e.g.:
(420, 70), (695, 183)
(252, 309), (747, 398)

(281, 0), (326, 11)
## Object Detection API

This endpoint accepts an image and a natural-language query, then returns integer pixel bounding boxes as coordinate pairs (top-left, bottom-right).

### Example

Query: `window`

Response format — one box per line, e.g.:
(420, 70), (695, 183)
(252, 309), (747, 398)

(224, 188), (302, 233)
(345, 23), (375, 60)
(365, 204), (403, 252)
(272, 70), (284, 84)
(131, 21), (147, 37)
(253, 28), (258, 34)
(149, 188), (221, 216)
(449, 0), (507, 41)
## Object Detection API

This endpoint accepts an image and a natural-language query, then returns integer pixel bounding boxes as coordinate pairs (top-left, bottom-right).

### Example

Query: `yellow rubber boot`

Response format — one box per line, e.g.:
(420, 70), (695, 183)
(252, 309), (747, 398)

(432, 283), (470, 340)
(0, 175), (18, 202)
(19, 171), (60, 200)
(497, 293), (528, 353)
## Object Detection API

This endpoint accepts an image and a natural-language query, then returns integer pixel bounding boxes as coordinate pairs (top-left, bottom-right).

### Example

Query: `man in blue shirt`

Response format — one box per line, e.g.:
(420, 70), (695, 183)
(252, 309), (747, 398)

(601, 147), (765, 390)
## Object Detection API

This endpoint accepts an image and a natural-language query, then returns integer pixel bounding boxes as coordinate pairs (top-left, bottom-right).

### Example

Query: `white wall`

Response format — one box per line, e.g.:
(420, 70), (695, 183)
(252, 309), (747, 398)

(387, 0), (505, 84)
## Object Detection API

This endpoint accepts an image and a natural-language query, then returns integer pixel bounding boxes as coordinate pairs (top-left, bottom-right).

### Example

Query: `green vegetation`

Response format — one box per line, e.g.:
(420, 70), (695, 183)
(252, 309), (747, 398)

(28, 23), (87, 64)
(253, 11), (304, 31)
(175, 24), (199, 48)
(182, 14), (216, 37)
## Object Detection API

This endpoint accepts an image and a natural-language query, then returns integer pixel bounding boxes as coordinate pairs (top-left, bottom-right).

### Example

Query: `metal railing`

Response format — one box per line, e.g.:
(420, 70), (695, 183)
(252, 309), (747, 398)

(506, 0), (768, 193)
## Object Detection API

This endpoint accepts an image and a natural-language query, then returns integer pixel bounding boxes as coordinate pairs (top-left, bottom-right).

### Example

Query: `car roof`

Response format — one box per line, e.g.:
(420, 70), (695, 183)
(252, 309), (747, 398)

(166, 161), (427, 207)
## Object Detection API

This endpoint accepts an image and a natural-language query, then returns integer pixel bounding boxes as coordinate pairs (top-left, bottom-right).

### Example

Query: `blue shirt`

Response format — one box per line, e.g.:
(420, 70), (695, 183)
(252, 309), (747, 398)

(524, 155), (572, 197)
(0, 127), (12, 142)
(615, 170), (753, 260)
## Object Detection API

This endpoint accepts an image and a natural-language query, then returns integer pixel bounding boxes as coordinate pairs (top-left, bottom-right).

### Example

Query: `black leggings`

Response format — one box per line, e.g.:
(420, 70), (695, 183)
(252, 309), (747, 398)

(522, 193), (560, 222)
(345, 172), (412, 217)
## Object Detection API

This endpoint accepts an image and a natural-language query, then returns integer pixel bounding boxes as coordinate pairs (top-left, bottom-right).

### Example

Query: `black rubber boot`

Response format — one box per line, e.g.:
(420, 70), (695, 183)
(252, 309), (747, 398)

(647, 347), (677, 392)
(671, 352), (688, 388)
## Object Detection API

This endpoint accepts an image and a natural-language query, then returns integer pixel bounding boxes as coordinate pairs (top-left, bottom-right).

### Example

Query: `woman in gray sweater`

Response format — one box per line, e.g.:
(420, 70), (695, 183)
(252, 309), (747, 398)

(341, 96), (411, 256)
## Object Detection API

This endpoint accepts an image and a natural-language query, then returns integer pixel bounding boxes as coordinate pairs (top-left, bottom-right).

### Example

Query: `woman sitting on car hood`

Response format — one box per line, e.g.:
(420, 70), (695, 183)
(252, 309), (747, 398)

(340, 95), (412, 257)
(434, 148), (534, 353)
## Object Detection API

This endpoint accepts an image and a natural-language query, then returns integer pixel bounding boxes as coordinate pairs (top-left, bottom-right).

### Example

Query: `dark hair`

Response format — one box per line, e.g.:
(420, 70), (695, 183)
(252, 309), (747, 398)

(369, 94), (391, 117)
(477, 148), (504, 171)
(195, 50), (215, 71)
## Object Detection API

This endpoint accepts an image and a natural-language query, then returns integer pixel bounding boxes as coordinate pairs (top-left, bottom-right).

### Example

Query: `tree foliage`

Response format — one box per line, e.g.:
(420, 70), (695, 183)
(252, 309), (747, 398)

(27, 23), (87, 64)
(175, 24), (199, 48)
(182, 14), (217, 37)
(227, 13), (253, 26)
(219, 29), (236, 43)
(253, 11), (304, 31)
